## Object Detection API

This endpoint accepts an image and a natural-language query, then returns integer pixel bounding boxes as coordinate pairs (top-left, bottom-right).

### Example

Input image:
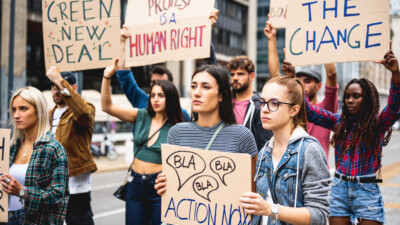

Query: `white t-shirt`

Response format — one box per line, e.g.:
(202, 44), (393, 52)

(9, 163), (29, 211)
(52, 106), (91, 194)
(51, 106), (68, 134)
(261, 157), (279, 225)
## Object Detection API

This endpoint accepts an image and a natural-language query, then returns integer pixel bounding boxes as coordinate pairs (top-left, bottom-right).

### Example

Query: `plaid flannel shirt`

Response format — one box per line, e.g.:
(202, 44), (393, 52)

(305, 81), (400, 176)
(10, 131), (69, 225)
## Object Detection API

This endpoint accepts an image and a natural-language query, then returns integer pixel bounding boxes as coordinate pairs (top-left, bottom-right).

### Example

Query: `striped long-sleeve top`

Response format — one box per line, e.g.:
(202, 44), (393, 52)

(305, 81), (400, 176)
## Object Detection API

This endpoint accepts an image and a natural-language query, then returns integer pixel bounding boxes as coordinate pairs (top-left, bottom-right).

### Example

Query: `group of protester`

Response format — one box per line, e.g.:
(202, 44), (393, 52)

(0, 9), (399, 225)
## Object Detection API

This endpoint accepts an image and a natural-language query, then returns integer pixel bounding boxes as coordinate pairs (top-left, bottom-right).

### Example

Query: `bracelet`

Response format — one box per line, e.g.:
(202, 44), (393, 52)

(103, 76), (112, 80)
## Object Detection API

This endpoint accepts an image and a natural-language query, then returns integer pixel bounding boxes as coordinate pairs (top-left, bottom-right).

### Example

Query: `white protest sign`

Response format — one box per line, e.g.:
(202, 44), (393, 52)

(285, 0), (390, 66)
(269, 0), (287, 28)
(124, 0), (215, 67)
(161, 144), (252, 225)
(0, 129), (10, 223)
(42, 0), (121, 72)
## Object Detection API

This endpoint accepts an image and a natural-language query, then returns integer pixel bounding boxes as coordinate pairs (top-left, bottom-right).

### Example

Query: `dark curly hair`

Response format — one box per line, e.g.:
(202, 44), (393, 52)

(331, 78), (393, 169)
(226, 55), (255, 74)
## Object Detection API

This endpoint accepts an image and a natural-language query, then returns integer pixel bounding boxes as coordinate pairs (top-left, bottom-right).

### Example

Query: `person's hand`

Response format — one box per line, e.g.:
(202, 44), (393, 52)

(264, 20), (277, 40)
(121, 25), (131, 44)
(240, 192), (271, 216)
(379, 49), (399, 74)
(46, 66), (63, 88)
(154, 173), (167, 195)
(282, 60), (296, 78)
(209, 8), (219, 26)
(104, 59), (119, 79)
(1, 174), (23, 196)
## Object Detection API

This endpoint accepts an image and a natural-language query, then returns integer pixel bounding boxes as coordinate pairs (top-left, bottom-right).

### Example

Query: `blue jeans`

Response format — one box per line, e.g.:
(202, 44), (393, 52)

(7, 208), (25, 225)
(126, 170), (161, 225)
(330, 173), (385, 224)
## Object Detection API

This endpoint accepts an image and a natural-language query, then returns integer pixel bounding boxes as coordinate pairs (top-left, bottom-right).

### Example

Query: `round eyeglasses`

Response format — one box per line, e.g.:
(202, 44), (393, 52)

(254, 99), (296, 112)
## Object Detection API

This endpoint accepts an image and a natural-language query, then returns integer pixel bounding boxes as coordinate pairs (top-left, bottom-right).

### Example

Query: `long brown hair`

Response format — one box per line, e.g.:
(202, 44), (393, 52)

(266, 76), (308, 132)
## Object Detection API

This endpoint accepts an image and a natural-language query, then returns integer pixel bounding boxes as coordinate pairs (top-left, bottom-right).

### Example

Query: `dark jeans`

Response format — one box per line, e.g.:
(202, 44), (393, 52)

(0, 208), (26, 225)
(66, 191), (94, 225)
(126, 170), (161, 225)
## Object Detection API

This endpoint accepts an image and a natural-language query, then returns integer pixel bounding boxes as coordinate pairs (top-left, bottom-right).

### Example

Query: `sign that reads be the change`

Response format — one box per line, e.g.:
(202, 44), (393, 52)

(42, 0), (120, 72)
(161, 144), (252, 225)
(285, 0), (390, 66)
(124, 0), (215, 67)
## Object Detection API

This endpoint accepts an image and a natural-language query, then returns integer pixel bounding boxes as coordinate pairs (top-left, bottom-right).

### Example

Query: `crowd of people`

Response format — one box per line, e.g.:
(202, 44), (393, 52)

(0, 9), (399, 225)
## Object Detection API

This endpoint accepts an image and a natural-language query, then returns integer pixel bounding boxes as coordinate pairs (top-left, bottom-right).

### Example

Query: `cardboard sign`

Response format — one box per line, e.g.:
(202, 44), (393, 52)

(269, 0), (287, 28)
(161, 144), (252, 225)
(42, 0), (121, 72)
(0, 129), (10, 222)
(285, 0), (390, 66)
(124, 0), (214, 67)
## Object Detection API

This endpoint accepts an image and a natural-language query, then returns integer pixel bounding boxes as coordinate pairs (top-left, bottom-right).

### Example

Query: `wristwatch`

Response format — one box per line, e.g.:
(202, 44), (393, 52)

(270, 203), (280, 222)
(18, 186), (27, 199)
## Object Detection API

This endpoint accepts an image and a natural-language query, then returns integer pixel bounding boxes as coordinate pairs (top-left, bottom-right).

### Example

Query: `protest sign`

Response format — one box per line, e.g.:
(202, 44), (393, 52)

(0, 129), (10, 222)
(161, 144), (252, 225)
(42, 0), (121, 72)
(124, 0), (215, 67)
(285, 0), (390, 66)
(269, 0), (287, 28)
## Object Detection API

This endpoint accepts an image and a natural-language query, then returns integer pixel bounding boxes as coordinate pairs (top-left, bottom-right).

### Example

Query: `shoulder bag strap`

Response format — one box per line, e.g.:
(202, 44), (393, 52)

(205, 122), (225, 150)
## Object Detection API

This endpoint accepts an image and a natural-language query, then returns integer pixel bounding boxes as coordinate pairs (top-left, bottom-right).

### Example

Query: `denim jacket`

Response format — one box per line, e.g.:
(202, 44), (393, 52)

(252, 127), (331, 225)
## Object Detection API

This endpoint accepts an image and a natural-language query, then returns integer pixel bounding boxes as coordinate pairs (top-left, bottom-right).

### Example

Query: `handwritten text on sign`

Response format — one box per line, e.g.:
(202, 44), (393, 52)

(269, 0), (287, 28)
(42, 0), (120, 72)
(0, 129), (10, 223)
(124, 0), (215, 67)
(161, 144), (251, 225)
(285, 0), (390, 66)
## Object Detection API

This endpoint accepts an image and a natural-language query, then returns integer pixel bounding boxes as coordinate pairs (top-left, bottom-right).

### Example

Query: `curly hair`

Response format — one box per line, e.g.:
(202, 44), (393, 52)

(331, 78), (393, 168)
(226, 55), (255, 74)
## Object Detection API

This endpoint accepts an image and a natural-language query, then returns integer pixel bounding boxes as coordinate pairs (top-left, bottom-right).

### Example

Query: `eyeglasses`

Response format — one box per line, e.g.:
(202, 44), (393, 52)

(254, 99), (296, 112)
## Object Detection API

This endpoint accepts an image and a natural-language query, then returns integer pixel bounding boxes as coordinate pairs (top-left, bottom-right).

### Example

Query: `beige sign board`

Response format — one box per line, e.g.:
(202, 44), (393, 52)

(0, 129), (10, 222)
(285, 0), (390, 66)
(269, 0), (287, 28)
(42, 0), (121, 72)
(124, 0), (214, 67)
(161, 144), (252, 225)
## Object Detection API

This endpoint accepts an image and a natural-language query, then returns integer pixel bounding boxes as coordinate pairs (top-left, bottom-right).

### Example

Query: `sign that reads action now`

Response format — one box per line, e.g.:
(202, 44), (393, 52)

(124, 0), (214, 67)
(285, 0), (390, 66)
(42, 0), (121, 72)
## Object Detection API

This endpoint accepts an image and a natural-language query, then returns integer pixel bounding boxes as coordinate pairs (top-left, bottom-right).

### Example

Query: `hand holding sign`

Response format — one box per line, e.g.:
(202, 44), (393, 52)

(166, 151), (206, 191)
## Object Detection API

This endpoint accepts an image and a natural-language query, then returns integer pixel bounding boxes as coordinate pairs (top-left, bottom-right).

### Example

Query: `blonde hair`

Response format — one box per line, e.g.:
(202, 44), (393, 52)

(9, 86), (50, 144)
(266, 76), (308, 132)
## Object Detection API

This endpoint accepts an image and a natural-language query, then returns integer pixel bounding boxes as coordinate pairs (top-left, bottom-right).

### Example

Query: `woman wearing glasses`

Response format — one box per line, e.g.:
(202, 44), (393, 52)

(240, 76), (330, 225)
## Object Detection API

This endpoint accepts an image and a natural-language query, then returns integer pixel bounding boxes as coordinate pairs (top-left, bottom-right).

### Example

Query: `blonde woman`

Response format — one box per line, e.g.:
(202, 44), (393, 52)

(0, 87), (69, 225)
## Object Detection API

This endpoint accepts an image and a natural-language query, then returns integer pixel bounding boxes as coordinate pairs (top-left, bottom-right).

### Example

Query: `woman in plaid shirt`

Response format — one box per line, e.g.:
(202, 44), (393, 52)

(0, 87), (69, 225)
(304, 49), (400, 225)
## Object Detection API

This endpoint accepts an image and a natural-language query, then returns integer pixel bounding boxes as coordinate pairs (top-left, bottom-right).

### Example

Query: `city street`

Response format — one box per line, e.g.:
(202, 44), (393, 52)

(91, 130), (400, 225)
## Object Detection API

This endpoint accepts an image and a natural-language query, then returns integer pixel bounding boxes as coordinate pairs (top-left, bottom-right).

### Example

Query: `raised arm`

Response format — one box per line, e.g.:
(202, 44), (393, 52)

(324, 63), (337, 88)
(102, 59), (138, 123)
(377, 48), (400, 130)
(305, 95), (339, 130)
(204, 9), (219, 65)
(46, 67), (95, 127)
(281, 60), (296, 78)
(265, 20), (280, 78)
(116, 25), (149, 109)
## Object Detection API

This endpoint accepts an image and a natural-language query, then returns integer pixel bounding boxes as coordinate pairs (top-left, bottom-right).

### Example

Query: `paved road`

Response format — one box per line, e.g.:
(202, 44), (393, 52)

(91, 130), (400, 225)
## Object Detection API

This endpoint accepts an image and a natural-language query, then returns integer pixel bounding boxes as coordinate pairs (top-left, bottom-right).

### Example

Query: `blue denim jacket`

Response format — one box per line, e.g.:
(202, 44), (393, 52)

(252, 127), (330, 225)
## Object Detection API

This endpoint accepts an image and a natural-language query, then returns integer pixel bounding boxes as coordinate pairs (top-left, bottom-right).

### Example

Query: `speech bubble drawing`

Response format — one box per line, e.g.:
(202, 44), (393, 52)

(192, 175), (219, 202)
(166, 151), (206, 191)
(210, 156), (236, 186)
